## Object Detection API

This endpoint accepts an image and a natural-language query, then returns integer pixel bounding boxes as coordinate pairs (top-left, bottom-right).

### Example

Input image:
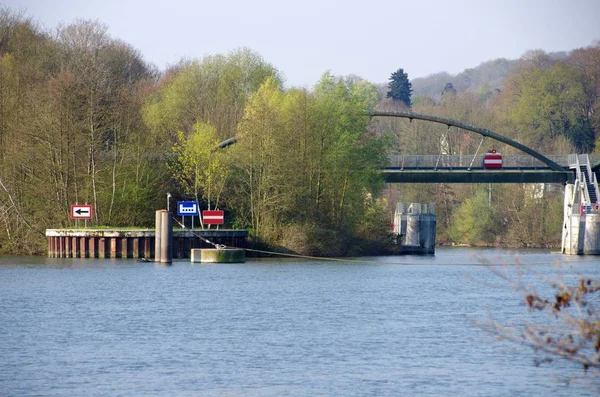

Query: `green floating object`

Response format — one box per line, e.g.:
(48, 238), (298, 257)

(191, 248), (245, 263)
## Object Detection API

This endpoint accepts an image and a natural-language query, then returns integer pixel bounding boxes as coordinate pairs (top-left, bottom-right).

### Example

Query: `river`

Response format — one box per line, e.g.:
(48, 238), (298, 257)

(0, 248), (598, 396)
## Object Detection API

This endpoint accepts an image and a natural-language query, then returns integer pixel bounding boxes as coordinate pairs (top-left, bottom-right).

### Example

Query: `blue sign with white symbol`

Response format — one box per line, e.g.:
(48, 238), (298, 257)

(177, 201), (199, 216)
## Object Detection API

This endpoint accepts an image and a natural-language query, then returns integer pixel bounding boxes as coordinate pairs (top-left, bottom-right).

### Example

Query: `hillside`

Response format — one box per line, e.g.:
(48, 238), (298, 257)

(409, 51), (570, 101)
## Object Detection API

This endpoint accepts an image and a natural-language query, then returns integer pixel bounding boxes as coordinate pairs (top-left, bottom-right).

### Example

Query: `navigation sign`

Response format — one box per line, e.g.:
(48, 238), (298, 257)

(178, 201), (199, 216)
(484, 150), (503, 169)
(202, 210), (224, 225)
(71, 205), (93, 219)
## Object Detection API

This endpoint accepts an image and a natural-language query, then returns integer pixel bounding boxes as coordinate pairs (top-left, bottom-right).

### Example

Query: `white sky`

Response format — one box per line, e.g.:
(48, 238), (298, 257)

(4, 0), (600, 87)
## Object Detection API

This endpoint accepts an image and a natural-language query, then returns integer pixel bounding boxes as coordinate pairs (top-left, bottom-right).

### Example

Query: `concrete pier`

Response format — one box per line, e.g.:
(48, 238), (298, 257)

(563, 213), (600, 255)
(190, 248), (245, 263)
(392, 202), (436, 255)
(46, 229), (248, 259)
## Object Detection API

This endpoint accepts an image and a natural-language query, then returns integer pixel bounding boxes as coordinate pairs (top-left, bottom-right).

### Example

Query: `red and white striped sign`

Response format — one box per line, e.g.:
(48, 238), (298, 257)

(484, 153), (502, 169)
(203, 210), (224, 225)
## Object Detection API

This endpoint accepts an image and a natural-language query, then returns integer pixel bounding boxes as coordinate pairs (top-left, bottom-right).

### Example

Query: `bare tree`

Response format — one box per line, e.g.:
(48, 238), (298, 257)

(478, 265), (600, 378)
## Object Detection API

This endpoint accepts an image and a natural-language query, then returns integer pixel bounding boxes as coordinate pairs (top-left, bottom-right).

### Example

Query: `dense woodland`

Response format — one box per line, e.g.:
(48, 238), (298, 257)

(0, 8), (599, 255)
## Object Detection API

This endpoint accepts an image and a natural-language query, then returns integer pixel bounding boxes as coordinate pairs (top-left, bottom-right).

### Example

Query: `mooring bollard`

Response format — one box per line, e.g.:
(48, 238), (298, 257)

(160, 210), (173, 264)
(155, 210), (163, 262)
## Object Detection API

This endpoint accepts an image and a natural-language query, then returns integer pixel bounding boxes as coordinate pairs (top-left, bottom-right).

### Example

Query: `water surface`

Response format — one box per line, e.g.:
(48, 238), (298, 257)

(1, 248), (598, 396)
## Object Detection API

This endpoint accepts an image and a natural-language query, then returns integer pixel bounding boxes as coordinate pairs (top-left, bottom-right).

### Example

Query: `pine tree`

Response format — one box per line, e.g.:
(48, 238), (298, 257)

(441, 82), (457, 97)
(386, 68), (412, 106)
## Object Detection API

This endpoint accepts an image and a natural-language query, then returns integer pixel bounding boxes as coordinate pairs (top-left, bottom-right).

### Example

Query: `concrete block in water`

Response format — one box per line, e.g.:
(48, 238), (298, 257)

(405, 214), (420, 246)
(583, 214), (600, 255)
(191, 248), (245, 263)
(419, 213), (437, 255)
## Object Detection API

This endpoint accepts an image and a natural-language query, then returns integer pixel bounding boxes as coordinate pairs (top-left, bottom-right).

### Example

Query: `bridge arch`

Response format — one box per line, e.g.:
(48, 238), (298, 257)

(370, 110), (564, 171)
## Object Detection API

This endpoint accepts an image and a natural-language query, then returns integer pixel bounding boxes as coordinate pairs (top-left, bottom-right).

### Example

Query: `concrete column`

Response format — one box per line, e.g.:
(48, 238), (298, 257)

(565, 215), (585, 255)
(419, 213), (437, 254)
(405, 214), (420, 246)
(583, 214), (600, 255)
(160, 210), (173, 264)
(155, 210), (163, 262)
(562, 183), (574, 253)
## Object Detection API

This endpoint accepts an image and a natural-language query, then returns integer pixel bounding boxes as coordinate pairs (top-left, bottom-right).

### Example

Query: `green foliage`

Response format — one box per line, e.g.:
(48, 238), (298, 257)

(386, 68), (412, 106)
(170, 122), (230, 214)
(503, 60), (595, 152)
(229, 72), (389, 247)
(143, 48), (281, 142)
(0, 4), (599, 255)
(448, 187), (495, 245)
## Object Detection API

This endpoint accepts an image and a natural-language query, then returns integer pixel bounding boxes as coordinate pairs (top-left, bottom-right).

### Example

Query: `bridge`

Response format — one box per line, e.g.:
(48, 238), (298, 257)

(370, 110), (600, 185)
(218, 110), (600, 254)
(382, 154), (600, 183)
(370, 110), (600, 255)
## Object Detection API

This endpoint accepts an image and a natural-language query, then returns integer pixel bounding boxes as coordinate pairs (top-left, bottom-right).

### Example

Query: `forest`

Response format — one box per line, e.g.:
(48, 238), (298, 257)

(0, 7), (599, 256)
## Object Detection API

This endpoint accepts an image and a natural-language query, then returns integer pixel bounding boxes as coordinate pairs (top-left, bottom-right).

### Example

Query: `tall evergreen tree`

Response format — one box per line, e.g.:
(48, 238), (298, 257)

(386, 68), (412, 106)
(441, 82), (457, 97)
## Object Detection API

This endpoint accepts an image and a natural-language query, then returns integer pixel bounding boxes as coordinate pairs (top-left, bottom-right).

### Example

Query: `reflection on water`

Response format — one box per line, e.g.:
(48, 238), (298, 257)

(0, 248), (597, 396)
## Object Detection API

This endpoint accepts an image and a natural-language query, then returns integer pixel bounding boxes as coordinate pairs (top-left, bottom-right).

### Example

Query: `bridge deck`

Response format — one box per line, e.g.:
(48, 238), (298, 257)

(381, 155), (599, 183)
(383, 168), (573, 183)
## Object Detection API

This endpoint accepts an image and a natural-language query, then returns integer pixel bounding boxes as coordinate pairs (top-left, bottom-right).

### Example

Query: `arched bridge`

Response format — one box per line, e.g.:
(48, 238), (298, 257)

(370, 110), (599, 184)
(217, 110), (599, 184)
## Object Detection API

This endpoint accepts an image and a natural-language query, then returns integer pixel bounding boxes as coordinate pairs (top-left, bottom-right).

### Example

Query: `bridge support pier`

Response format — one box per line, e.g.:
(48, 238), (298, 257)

(562, 182), (600, 255)
(393, 203), (436, 255)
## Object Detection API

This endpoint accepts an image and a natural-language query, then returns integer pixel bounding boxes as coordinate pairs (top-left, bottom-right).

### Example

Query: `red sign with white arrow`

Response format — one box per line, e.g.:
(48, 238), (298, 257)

(202, 210), (224, 225)
(71, 205), (93, 219)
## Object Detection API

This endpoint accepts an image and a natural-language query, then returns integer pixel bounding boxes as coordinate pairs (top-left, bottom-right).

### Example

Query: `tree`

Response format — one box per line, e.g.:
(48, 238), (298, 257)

(498, 61), (592, 152)
(230, 77), (285, 238)
(386, 68), (412, 107)
(228, 72), (390, 254)
(448, 187), (495, 245)
(441, 82), (457, 97)
(479, 268), (600, 378)
(143, 48), (281, 142)
(171, 122), (230, 227)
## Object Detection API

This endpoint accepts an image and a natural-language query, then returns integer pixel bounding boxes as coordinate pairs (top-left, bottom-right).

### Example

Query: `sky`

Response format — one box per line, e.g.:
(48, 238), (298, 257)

(4, 0), (600, 87)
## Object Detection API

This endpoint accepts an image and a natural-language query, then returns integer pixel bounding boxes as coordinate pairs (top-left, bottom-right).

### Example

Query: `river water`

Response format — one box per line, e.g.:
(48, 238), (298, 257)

(1, 248), (598, 396)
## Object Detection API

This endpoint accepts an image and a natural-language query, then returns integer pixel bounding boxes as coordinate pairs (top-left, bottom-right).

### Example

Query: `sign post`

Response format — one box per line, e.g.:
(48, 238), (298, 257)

(177, 201), (199, 228)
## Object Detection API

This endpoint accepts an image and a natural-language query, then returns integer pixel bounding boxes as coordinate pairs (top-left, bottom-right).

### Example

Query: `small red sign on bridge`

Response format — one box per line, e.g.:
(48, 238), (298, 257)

(484, 152), (502, 169)
(203, 210), (224, 225)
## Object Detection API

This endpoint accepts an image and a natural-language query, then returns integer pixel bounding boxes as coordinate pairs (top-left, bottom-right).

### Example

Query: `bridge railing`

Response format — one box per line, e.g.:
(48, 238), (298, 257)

(386, 155), (600, 169)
